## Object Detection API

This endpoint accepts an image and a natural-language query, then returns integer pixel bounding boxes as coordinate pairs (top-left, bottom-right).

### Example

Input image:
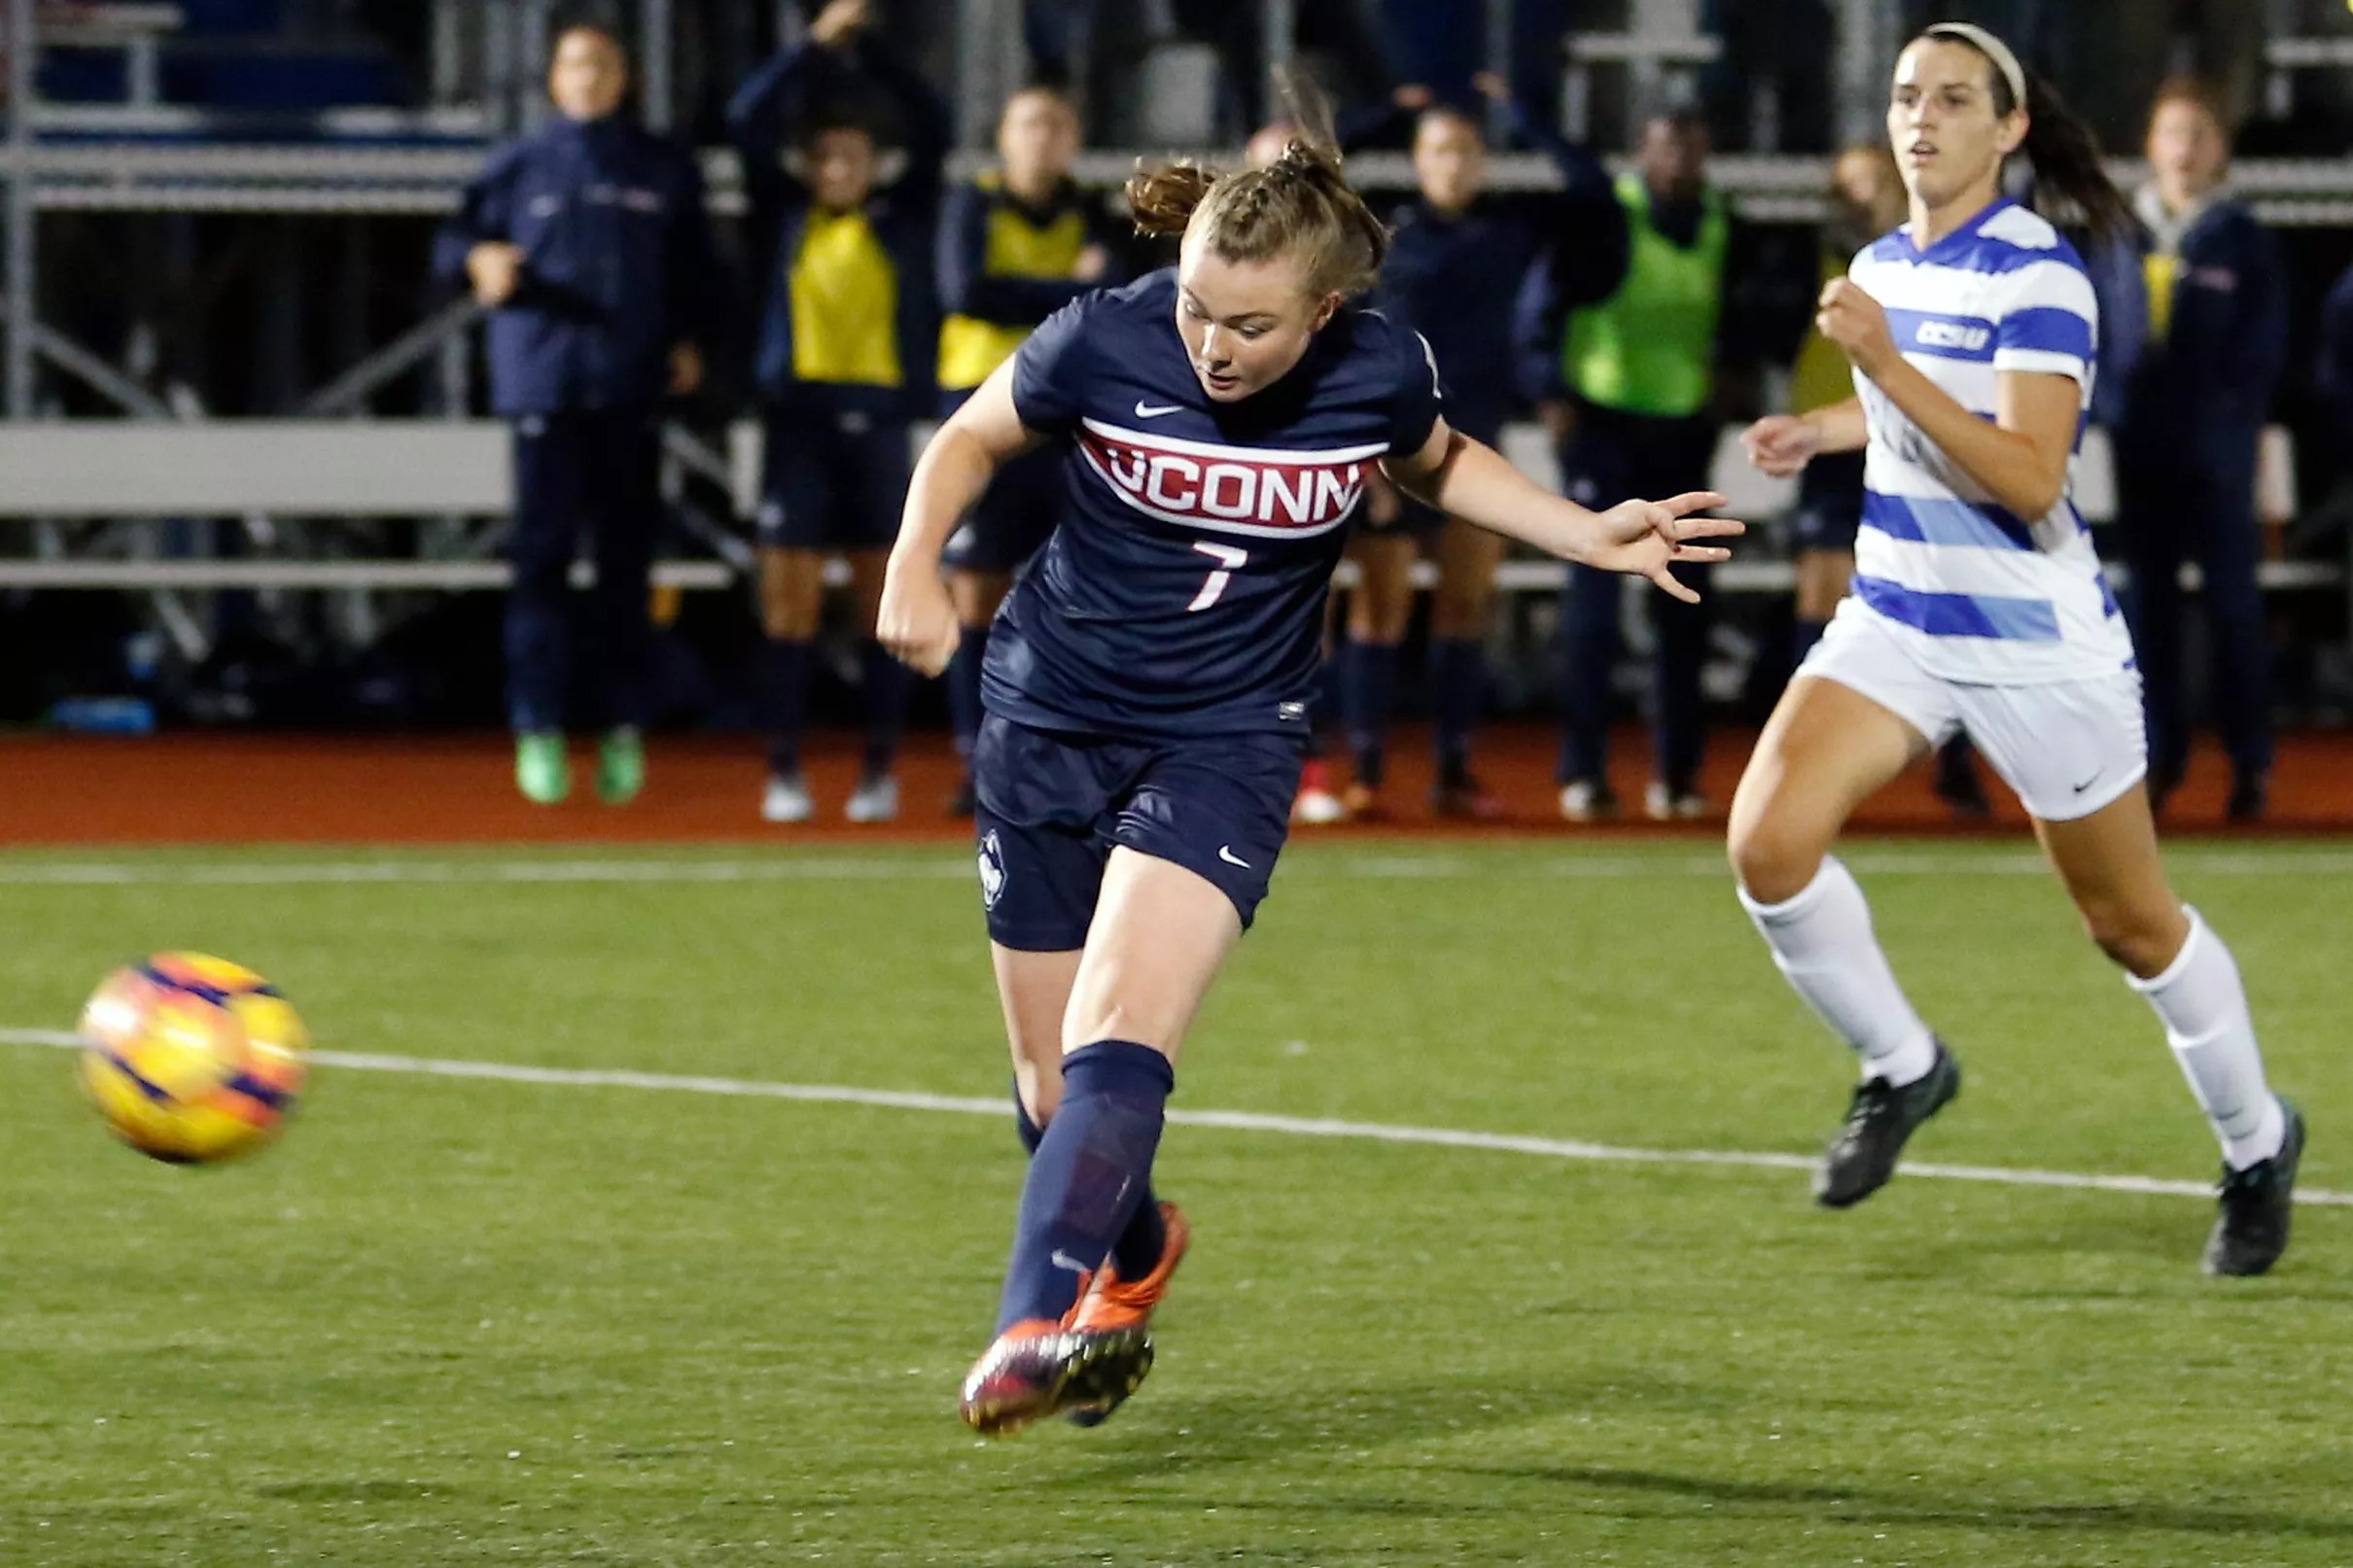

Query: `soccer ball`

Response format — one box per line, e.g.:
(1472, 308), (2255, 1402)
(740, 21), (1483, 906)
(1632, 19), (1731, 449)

(77, 953), (311, 1165)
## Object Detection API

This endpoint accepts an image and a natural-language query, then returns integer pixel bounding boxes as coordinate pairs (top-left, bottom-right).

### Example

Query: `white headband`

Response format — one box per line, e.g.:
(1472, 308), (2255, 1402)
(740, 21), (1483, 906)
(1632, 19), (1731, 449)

(1924, 21), (2028, 112)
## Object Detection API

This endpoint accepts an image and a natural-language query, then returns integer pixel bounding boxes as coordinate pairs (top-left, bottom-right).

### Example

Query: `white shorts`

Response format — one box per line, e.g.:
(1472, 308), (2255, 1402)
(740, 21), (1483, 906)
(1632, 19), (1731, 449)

(1799, 598), (2148, 821)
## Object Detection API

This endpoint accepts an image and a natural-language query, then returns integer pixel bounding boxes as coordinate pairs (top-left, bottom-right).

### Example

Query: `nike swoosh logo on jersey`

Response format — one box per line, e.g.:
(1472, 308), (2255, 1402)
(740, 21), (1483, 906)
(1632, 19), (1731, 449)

(1134, 401), (1184, 418)
(1217, 845), (1251, 869)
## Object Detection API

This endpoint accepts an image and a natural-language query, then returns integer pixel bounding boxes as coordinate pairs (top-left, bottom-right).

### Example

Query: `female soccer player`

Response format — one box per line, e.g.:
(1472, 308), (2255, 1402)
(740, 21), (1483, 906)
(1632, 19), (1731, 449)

(1734, 22), (2303, 1276)
(879, 136), (1741, 1435)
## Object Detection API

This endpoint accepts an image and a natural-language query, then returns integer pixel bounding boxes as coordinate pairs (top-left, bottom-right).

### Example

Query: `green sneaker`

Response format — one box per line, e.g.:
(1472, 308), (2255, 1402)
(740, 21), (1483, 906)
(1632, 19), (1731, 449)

(596, 727), (645, 806)
(515, 731), (570, 805)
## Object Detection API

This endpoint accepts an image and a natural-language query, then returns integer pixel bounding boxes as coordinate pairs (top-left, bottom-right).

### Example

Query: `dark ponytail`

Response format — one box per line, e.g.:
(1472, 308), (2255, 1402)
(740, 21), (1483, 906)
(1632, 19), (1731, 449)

(1916, 25), (2131, 244)
(2014, 65), (2133, 244)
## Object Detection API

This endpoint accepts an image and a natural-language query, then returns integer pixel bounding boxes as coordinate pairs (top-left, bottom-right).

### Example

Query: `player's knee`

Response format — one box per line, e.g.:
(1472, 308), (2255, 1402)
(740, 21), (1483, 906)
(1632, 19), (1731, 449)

(2075, 894), (2180, 976)
(1062, 1002), (1180, 1059)
(1728, 812), (1827, 906)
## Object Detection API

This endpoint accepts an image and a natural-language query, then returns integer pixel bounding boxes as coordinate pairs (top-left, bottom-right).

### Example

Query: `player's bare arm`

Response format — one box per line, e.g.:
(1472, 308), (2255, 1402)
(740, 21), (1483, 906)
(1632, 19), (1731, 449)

(1383, 415), (1743, 605)
(1814, 275), (2077, 517)
(879, 360), (1040, 675)
(1741, 397), (1868, 477)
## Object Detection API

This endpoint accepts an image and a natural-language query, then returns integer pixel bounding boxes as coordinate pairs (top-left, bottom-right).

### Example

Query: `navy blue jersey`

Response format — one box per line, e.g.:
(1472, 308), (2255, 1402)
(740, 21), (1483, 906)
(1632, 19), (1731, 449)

(1374, 195), (1544, 441)
(984, 269), (1445, 740)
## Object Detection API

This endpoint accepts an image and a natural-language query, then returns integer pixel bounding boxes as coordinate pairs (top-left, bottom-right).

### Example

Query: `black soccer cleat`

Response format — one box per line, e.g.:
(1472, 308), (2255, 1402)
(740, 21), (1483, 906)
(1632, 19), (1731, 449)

(958, 1321), (1155, 1437)
(1814, 1041), (1961, 1208)
(2204, 1100), (2305, 1278)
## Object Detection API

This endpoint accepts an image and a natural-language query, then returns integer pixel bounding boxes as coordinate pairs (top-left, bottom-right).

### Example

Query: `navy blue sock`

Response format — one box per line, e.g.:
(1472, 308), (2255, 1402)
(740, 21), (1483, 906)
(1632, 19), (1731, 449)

(860, 640), (910, 776)
(947, 625), (990, 762)
(1792, 618), (1829, 673)
(1343, 639), (1400, 787)
(995, 1040), (1173, 1333)
(1010, 1076), (1169, 1283)
(763, 637), (811, 777)
(1431, 637), (1484, 782)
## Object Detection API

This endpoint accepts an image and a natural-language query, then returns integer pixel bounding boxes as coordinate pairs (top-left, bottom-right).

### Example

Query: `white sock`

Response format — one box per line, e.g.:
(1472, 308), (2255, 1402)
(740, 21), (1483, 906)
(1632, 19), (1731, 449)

(1739, 856), (1938, 1087)
(2129, 907), (2285, 1169)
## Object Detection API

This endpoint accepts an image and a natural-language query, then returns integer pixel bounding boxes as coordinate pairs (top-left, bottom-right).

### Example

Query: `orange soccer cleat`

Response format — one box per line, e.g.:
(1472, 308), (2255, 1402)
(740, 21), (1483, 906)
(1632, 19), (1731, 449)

(1061, 1202), (1191, 1427)
(1071, 1202), (1191, 1335)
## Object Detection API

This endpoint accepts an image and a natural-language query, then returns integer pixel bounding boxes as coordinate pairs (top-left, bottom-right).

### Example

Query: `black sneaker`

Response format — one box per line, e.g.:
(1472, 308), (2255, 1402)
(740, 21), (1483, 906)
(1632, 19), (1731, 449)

(1932, 742), (1991, 819)
(2226, 772), (2268, 824)
(1815, 1043), (1961, 1208)
(2204, 1100), (2304, 1278)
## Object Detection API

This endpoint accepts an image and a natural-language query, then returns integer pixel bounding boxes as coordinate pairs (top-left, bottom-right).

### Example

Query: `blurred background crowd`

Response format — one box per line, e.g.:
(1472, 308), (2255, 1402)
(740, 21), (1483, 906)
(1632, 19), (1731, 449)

(6, 0), (2353, 823)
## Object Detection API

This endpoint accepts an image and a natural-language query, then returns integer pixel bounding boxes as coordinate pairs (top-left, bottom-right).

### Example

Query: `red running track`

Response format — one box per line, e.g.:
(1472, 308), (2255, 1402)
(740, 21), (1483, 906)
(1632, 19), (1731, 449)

(4, 724), (2349, 845)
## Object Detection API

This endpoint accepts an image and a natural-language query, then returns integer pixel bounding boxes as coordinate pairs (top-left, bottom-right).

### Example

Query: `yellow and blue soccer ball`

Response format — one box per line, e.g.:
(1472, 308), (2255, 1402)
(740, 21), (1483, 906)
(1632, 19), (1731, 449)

(77, 953), (310, 1165)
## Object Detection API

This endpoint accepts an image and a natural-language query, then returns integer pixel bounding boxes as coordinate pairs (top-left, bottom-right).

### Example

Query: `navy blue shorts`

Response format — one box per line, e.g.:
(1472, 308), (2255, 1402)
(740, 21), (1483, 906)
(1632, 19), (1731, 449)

(756, 408), (912, 551)
(1791, 450), (1864, 555)
(942, 443), (1062, 573)
(971, 714), (1304, 951)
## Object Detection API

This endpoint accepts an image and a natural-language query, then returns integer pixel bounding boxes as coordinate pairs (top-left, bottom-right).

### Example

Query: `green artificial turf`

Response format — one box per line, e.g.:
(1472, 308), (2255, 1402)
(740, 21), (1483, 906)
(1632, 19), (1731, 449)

(1, 842), (2348, 1565)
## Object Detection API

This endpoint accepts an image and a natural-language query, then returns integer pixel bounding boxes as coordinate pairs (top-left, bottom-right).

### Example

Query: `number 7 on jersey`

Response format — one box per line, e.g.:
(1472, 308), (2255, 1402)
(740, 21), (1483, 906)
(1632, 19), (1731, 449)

(1187, 541), (1248, 611)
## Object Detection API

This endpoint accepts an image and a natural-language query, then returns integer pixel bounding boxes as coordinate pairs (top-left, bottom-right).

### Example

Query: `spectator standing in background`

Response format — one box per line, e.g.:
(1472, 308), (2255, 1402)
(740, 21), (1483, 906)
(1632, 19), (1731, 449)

(936, 84), (1122, 818)
(1331, 76), (1555, 820)
(436, 17), (720, 807)
(1515, 100), (1765, 822)
(730, 0), (948, 824)
(2116, 79), (2285, 822)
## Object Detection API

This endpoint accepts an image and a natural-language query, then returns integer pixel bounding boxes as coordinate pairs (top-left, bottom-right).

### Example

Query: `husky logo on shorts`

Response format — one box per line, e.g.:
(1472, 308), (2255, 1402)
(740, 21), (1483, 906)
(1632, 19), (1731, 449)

(977, 830), (1007, 910)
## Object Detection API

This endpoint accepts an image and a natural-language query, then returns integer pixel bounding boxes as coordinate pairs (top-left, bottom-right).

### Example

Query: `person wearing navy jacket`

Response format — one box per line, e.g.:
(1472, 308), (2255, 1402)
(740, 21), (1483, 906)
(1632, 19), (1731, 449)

(1315, 76), (1554, 820)
(435, 17), (719, 808)
(2114, 79), (2286, 822)
(730, 0), (948, 826)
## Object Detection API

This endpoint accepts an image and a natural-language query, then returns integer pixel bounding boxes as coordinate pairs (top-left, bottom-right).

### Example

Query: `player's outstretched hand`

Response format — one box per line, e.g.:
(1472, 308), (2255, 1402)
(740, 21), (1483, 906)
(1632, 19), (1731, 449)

(876, 564), (962, 678)
(1740, 414), (1820, 478)
(1585, 491), (1742, 605)
(810, 0), (868, 47)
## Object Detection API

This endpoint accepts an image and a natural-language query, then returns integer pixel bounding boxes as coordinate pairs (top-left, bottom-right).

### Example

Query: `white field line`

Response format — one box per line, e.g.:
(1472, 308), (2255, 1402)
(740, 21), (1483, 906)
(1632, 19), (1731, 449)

(4, 849), (2353, 886)
(7, 1026), (2340, 1208)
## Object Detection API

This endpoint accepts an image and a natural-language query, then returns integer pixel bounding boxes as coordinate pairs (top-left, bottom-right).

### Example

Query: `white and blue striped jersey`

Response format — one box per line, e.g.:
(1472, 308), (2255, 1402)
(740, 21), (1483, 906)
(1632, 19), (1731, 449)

(1846, 198), (2134, 683)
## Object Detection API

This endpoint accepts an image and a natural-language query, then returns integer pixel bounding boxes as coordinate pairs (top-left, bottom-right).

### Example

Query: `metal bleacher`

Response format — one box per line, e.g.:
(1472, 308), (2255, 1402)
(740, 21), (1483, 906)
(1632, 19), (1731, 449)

(0, 419), (2332, 609)
(3, 1), (2351, 624)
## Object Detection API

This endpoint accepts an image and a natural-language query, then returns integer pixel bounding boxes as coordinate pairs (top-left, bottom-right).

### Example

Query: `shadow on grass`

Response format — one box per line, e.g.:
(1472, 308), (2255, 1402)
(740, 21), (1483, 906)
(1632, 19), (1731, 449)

(1048, 1377), (2353, 1543)
(1452, 1463), (2353, 1541)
